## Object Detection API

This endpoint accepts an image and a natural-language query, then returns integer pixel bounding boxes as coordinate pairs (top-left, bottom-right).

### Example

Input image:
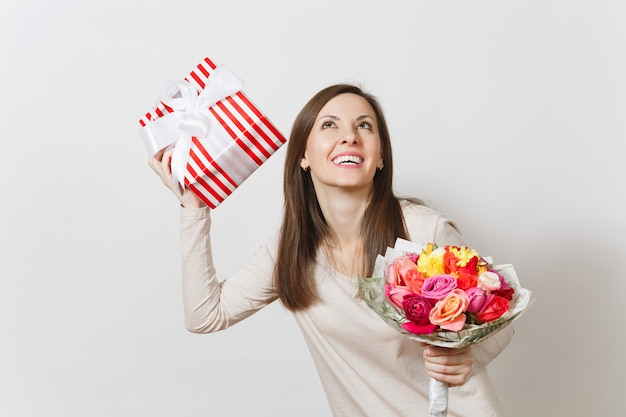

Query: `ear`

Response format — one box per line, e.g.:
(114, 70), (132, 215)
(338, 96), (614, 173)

(377, 158), (384, 170)
(300, 157), (309, 171)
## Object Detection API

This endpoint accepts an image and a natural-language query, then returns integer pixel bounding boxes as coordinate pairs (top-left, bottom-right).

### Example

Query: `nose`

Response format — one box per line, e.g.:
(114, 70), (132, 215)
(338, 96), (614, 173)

(340, 127), (358, 144)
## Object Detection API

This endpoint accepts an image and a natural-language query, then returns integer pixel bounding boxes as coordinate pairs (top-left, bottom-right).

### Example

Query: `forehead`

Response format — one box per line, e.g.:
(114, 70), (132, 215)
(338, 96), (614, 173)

(317, 93), (377, 119)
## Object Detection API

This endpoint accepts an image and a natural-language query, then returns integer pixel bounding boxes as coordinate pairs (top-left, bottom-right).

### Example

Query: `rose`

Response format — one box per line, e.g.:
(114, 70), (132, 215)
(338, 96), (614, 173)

(429, 289), (470, 331)
(386, 255), (416, 286)
(443, 246), (474, 270)
(442, 246), (459, 274)
(477, 271), (502, 291)
(494, 286), (515, 301)
(456, 272), (478, 290)
(387, 255), (425, 294)
(421, 274), (457, 302)
(445, 247), (487, 289)
(465, 286), (488, 313)
(385, 284), (413, 309)
(456, 254), (480, 276)
(401, 294), (437, 335)
(402, 321), (437, 335)
(406, 252), (419, 263)
(416, 245), (446, 278)
(492, 271), (515, 300)
(456, 256), (481, 288)
(476, 295), (510, 323)
(386, 256), (406, 286)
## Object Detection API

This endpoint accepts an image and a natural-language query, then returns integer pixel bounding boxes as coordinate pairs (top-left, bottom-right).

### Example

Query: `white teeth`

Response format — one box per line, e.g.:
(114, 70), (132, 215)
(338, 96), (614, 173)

(332, 155), (363, 164)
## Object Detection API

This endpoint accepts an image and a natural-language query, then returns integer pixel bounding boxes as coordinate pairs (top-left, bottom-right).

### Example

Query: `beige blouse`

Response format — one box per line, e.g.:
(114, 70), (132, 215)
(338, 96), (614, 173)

(179, 201), (512, 417)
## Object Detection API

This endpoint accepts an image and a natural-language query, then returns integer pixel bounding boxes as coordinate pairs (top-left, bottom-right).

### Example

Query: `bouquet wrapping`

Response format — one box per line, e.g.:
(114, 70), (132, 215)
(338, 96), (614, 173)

(358, 238), (533, 417)
(138, 57), (287, 208)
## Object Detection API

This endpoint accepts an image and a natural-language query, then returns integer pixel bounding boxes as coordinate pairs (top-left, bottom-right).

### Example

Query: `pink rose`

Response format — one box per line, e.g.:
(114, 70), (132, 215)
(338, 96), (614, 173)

(465, 287), (489, 313)
(385, 284), (413, 309)
(429, 289), (470, 332)
(386, 255), (424, 294)
(421, 274), (458, 302)
(401, 294), (437, 335)
(406, 252), (419, 263)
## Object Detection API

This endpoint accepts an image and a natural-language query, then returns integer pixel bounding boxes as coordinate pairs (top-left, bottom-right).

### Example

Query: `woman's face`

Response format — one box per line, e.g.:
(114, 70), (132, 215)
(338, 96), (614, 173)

(301, 93), (383, 193)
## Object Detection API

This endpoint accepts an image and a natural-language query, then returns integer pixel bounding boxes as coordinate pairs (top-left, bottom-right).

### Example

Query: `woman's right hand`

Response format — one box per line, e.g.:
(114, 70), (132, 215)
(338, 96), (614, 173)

(148, 147), (206, 209)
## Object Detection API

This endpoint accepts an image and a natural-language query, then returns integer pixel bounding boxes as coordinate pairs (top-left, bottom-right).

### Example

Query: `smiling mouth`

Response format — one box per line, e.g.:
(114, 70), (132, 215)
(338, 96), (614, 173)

(332, 155), (364, 165)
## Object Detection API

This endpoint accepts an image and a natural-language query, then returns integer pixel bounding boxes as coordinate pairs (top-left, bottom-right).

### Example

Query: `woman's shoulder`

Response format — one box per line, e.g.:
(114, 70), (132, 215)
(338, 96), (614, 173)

(399, 198), (442, 218)
(398, 198), (465, 246)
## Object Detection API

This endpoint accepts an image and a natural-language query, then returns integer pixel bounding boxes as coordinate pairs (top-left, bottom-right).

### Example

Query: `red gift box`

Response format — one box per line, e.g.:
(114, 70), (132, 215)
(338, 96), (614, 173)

(139, 57), (287, 208)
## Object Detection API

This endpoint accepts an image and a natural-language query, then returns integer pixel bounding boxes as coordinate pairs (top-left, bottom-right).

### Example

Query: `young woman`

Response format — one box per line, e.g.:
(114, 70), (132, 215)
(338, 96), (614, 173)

(149, 84), (513, 416)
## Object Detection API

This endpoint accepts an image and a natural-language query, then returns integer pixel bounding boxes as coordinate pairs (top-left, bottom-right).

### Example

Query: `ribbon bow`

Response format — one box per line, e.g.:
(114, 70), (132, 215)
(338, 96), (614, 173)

(140, 65), (244, 192)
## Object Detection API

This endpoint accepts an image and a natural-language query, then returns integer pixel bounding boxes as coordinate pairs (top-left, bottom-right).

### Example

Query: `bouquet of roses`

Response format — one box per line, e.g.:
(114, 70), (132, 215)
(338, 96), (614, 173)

(358, 238), (533, 417)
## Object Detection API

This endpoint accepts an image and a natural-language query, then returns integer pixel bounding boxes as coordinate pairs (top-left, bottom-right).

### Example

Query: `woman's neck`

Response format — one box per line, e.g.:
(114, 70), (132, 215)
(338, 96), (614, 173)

(315, 186), (369, 277)
(317, 187), (368, 242)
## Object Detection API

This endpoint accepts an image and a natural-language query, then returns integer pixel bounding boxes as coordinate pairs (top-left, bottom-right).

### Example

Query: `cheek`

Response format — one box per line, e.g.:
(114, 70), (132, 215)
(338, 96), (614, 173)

(304, 140), (334, 162)
(365, 137), (383, 158)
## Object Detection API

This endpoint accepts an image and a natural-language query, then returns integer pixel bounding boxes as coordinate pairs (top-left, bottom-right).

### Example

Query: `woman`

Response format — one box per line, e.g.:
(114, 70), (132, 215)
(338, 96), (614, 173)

(149, 84), (513, 416)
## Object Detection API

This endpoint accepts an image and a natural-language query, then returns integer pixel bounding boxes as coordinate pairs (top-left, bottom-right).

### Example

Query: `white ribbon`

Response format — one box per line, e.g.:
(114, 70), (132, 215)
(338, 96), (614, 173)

(429, 378), (449, 417)
(140, 65), (244, 191)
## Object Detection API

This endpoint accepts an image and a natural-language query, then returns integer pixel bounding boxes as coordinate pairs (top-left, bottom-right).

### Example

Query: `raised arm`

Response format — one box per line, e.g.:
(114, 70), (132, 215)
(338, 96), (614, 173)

(149, 148), (279, 333)
(180, 208), (278, 332)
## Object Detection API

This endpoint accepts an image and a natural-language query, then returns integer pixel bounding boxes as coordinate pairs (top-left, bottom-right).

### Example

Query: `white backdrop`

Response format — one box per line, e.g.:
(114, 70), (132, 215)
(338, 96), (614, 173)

(2, 1), (624, 416)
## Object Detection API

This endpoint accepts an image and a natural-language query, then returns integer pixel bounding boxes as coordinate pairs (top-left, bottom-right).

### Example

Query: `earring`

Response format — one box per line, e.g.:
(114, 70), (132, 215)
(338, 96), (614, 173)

(300, 160), (309, 171)
(377, 161), (384, 171)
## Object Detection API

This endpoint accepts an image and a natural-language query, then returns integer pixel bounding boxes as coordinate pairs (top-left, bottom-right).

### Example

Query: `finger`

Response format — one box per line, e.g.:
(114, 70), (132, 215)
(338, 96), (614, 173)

(147, 148), (176, 190)
(154, 148), (165, 161)
(423, 346), (473, 387)
(424, 362), (471, 387)
(148, 148), (164, 165)
(161, 147), (175, 172)
(423, 346), (474, 370)
(424, 345), (471, 360)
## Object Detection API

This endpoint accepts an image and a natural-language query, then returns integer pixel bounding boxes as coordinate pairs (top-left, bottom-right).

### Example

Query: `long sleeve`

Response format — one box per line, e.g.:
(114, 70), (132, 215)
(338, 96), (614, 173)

(180, 207), (278, 333)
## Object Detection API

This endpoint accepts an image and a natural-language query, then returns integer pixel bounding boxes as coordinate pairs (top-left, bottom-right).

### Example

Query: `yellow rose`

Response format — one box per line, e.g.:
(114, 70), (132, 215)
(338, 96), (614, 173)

(417, 247), (446, 277)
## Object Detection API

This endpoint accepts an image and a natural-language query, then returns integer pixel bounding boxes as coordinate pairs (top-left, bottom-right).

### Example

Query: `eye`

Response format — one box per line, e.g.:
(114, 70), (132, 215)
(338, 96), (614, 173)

(321, 120), (335, 129)
(357, 121), (372, 130)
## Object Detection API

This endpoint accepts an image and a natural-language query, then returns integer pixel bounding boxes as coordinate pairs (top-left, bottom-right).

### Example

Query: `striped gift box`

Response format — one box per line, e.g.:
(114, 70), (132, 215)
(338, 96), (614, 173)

(139, 57), (287, 208)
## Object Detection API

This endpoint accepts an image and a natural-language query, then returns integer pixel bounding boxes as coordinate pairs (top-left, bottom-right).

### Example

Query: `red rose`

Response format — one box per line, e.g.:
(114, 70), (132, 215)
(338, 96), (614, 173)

(402, 294), (434, 326)
(401, 294), (437, 335)
(456, 272), (478, 290)
(457, 255), (479, 276)
(494, 287), (515, 301)
(475, 295), (510, 323)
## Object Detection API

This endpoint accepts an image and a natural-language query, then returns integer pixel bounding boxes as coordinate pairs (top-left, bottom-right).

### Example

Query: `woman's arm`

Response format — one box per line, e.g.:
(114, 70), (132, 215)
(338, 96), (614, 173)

(180, 207), (278, 333)
(149, 148), (278, 333)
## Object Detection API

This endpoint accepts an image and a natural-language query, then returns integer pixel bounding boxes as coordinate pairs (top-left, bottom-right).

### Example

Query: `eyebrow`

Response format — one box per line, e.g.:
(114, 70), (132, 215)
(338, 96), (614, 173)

(318, 114), (375, 121)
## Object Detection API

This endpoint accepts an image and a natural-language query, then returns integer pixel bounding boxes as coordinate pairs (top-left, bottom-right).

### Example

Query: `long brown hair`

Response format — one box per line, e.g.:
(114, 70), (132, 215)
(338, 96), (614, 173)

(274, 84), (410, 311)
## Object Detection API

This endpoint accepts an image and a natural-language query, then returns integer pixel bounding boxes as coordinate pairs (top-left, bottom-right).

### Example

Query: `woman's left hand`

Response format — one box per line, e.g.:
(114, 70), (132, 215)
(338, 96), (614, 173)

(422, 344), (474, 387)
